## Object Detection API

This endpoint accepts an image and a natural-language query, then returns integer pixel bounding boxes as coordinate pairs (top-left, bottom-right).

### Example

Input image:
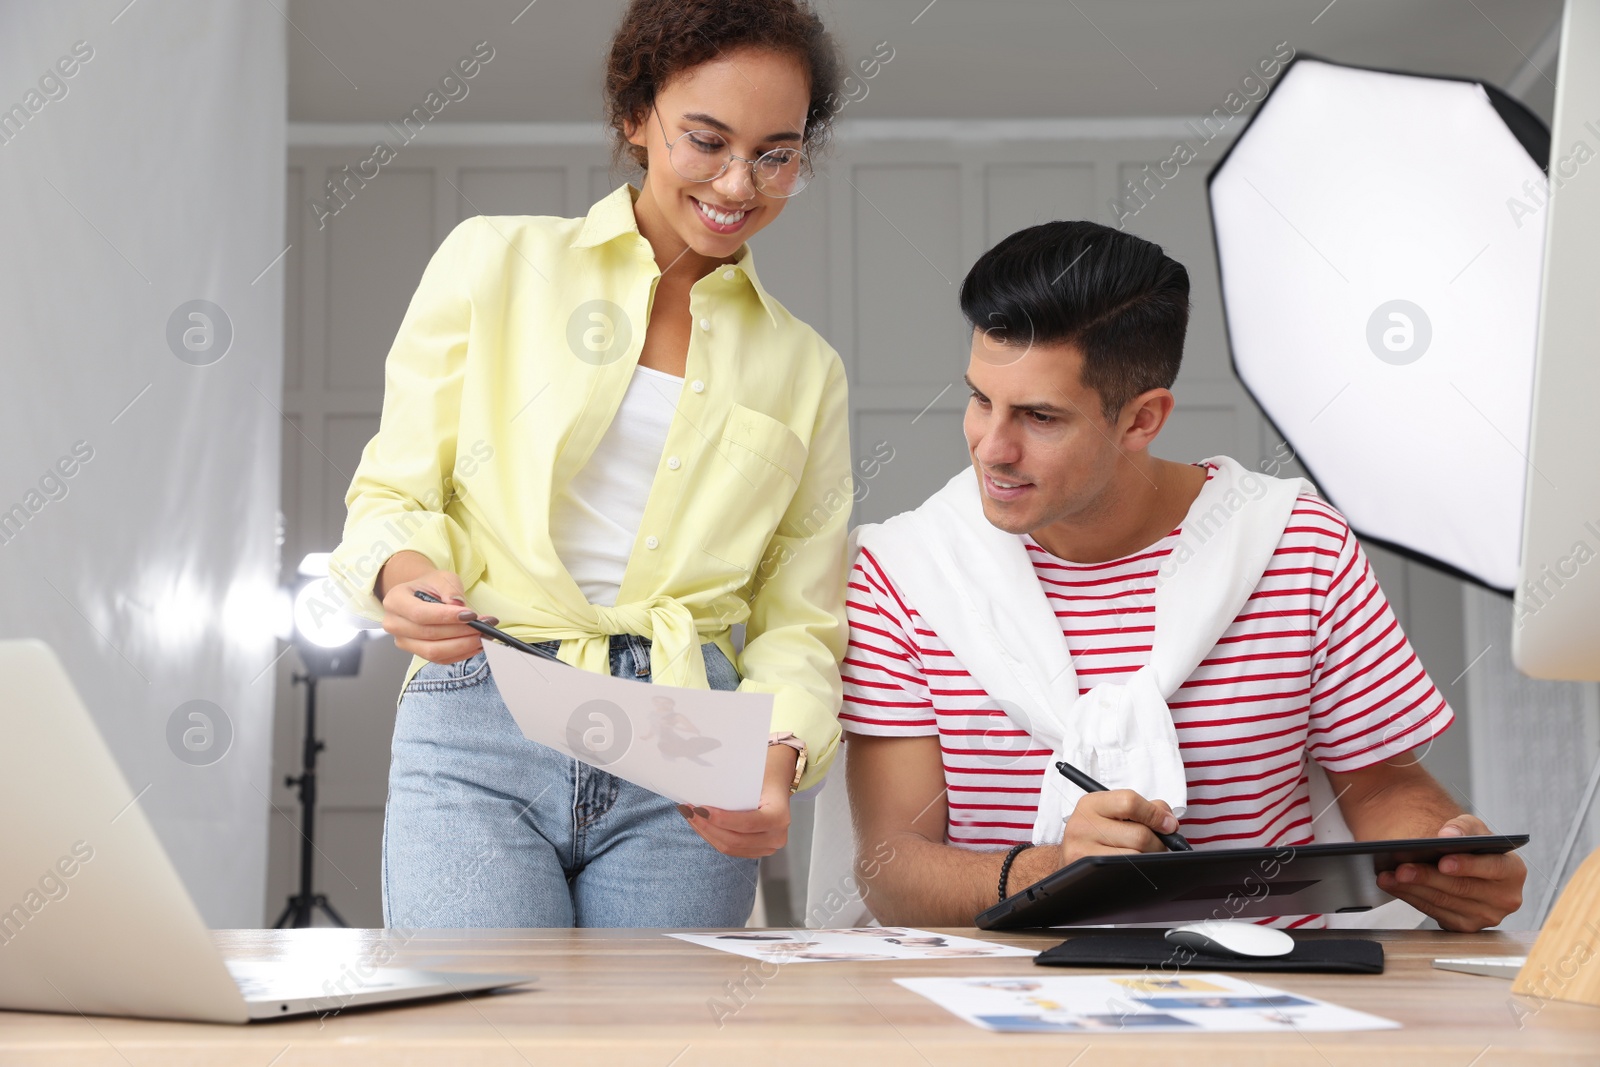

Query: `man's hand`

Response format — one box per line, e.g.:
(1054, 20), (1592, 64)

(1328, 755), (1526, 931)
(1059, 788), (1180, 866)
(679, 743), (796, 858)
(1376, 814), (1526, 931)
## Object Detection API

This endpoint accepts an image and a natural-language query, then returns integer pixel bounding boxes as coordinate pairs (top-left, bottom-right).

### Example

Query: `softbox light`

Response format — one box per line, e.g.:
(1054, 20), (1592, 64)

(1208, 57), (1550, 591)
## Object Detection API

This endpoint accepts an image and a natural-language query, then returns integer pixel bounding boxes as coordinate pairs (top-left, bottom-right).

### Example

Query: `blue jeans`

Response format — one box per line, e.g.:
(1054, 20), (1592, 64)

(382, 635), (759, 928)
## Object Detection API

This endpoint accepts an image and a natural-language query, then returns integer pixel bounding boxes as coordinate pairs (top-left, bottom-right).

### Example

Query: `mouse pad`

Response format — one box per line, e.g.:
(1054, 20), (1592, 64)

(1035, 932), (1385, 974)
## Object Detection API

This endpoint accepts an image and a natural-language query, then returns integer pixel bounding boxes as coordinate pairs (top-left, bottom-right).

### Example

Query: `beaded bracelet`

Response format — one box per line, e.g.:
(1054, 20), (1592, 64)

(997, 842), (1031, 902)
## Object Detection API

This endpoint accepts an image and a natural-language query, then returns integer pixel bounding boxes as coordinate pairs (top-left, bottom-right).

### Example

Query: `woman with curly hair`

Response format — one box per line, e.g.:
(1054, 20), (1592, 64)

(328, 0), (852, 928)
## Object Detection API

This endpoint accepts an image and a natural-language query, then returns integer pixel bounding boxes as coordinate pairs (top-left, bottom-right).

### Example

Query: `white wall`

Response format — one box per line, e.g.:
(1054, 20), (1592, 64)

(277, 120), (1474, 924)
(0, 2), (286, 926)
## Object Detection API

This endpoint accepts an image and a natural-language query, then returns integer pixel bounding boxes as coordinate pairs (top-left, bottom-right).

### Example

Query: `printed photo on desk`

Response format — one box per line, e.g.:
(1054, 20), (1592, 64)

(898, 973), (1400, 1034)
(669, 928), (1037, 962)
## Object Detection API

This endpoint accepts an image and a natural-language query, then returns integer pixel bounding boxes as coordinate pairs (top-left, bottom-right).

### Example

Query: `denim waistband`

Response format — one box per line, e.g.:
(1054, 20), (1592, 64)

(529, 634), (646, 651)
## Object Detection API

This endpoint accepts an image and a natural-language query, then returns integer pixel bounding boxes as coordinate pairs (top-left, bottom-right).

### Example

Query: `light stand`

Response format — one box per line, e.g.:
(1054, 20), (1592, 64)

(274, 641), (361, 929)
(273, 556), (366, 929)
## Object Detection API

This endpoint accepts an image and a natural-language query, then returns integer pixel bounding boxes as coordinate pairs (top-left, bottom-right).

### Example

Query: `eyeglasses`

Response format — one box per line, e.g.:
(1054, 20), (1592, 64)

(653, 109), (812, 198)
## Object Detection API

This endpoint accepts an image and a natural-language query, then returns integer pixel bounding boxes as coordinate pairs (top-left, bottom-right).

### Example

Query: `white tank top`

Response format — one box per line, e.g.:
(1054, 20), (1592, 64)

(548, 364), (682, 607)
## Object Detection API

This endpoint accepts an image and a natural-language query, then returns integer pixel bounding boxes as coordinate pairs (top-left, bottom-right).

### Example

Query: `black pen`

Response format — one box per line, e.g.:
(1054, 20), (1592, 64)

(1054, 759), (1193, 852)
(412, 589), (564, 663)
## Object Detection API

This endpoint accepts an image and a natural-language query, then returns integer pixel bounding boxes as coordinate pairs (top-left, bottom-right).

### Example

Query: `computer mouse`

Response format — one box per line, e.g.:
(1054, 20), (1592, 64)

(1164, 920), (1295, 959)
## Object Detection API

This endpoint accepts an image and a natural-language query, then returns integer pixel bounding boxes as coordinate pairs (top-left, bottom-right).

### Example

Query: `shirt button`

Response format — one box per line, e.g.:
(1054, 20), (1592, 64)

(722, 269), (736, 281)
(699, 317), (712, 332)
(645, 535), (660, 550)
(667, 456), (681, 470)
(691, 379), (705, 393)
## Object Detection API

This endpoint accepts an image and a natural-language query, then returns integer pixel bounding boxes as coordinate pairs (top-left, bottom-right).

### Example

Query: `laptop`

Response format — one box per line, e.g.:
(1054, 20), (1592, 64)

(0, 639), (534, 1023)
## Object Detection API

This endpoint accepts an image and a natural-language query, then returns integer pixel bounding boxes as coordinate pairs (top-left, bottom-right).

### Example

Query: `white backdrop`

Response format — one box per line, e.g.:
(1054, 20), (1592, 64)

(0, 1), (284, 925)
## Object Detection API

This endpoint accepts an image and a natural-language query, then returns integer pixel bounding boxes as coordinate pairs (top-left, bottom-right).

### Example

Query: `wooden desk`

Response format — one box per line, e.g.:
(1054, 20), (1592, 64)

(3, 928), (1596, 1065)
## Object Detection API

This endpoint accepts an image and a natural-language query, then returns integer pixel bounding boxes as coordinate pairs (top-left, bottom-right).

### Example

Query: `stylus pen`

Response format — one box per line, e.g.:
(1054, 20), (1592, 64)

(1054, 760), (1194, 852)
(412, 589), (564, 663)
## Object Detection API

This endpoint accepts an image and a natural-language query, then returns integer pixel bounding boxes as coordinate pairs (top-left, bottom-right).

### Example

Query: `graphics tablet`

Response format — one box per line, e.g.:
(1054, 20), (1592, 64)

(974, 834), (1528, 929)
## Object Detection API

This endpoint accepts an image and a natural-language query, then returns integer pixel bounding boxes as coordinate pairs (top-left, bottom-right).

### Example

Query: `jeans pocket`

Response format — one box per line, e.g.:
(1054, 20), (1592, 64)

(403, 650), (492, 693)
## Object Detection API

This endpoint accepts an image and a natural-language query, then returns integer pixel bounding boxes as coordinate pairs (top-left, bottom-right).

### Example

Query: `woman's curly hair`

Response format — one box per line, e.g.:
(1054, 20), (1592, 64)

(604, 0), (844, 173)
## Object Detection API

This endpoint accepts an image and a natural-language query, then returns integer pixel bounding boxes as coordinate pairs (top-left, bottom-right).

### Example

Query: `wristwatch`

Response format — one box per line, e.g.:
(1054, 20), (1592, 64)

(767, 731), (807, 793)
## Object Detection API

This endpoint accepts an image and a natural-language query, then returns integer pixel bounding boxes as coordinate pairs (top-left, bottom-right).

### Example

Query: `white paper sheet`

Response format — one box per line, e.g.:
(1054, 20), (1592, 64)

(897, 973), (1400, 1033)
(669, 928), (1037, 962)
(482, 642), (772, 809)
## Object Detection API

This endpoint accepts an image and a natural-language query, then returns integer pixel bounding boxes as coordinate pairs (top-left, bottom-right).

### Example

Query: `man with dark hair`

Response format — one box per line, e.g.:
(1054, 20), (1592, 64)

(840, 221), (1526, 931)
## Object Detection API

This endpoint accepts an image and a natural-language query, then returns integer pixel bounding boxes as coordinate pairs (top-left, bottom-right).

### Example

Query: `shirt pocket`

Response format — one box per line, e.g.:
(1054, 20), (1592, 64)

(703, 404), (811, 576)
(719, 403), (809, 486)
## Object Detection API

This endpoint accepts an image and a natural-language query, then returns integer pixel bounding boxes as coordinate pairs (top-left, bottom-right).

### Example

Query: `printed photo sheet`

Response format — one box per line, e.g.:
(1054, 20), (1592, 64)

(484, 642), (771, 809)
(670, 927), (1039, 963)
(896, 972), (1401, 1033)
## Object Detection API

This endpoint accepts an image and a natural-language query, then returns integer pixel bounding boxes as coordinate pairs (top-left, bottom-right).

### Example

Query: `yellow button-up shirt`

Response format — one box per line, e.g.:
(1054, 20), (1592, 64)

(328, 183), (853, 790)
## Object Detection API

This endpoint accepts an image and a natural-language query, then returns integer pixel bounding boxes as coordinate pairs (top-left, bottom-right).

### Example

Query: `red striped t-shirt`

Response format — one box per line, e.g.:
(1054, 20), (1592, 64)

(840, 466), (1454, 929)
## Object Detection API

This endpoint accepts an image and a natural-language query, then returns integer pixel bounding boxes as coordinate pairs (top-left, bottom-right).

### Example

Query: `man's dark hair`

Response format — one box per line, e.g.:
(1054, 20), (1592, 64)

(958, 221), (1191, 421)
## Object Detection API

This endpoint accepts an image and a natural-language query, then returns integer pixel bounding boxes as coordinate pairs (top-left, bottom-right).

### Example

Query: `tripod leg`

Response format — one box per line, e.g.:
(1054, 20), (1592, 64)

(275, 896), (314, 928)
(314, 895), (349, 928)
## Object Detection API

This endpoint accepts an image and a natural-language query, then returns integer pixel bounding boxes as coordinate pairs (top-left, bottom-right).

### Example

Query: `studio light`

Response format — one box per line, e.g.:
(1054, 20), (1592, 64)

(292, 580), (361, 650)
(289, 552), (363, 675)
(1208, 57), (1550, 591)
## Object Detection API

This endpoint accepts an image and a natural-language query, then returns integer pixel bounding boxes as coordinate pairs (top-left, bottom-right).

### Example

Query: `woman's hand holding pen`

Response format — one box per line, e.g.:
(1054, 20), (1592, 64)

(677, 744), (797, 858)
(377, 550), (499, 664)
